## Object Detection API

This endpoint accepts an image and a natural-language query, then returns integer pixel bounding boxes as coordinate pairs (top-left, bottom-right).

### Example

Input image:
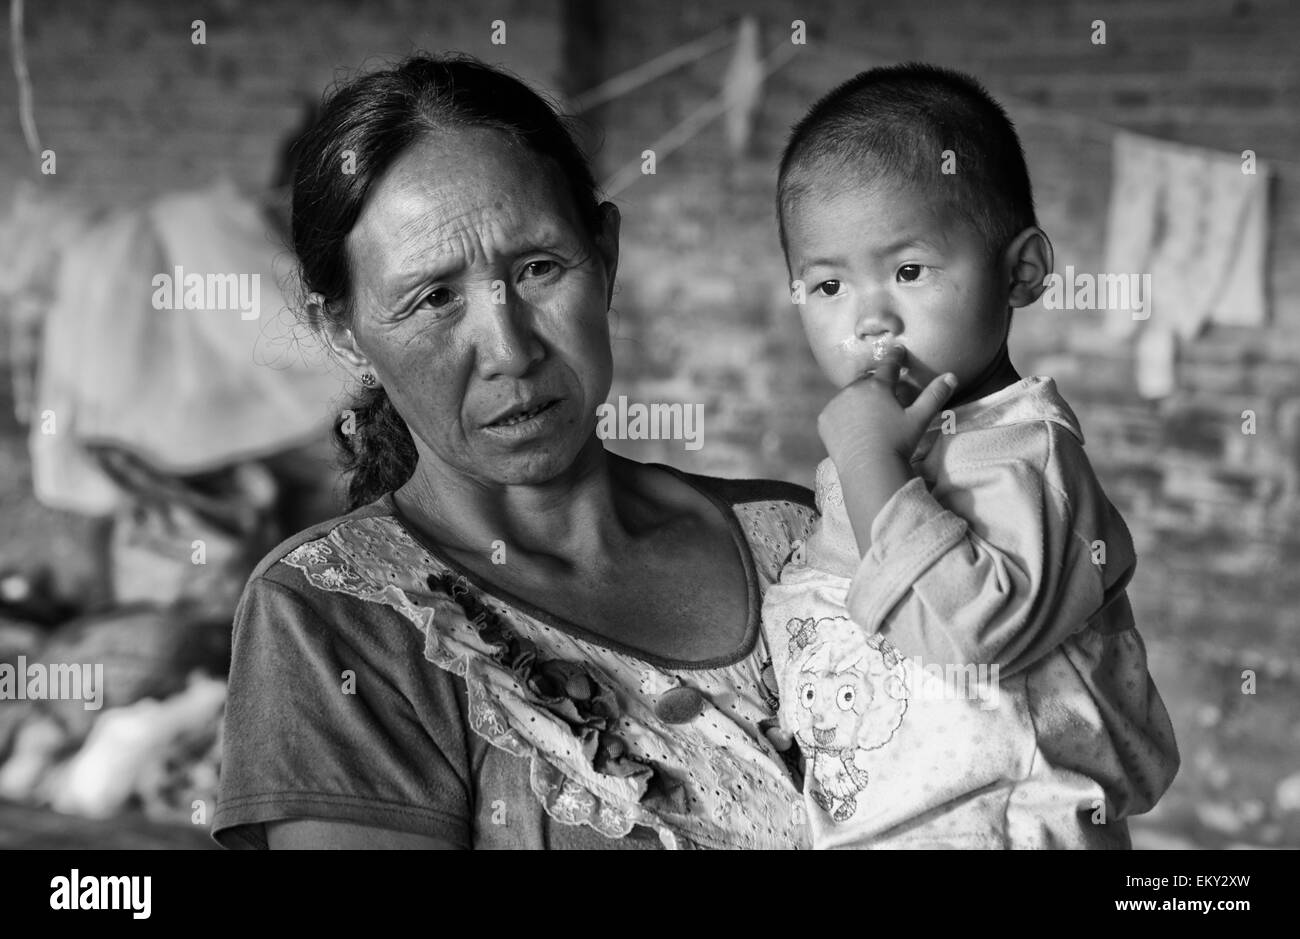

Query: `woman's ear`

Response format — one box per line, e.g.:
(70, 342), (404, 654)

(1003, 226), (1054, 309)
(595, 201), (621, 309)
(314, 295), (375, 381)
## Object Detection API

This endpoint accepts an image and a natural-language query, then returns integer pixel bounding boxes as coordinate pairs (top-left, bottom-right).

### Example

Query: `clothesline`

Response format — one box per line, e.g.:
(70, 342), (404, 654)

(582, 26), (1296, 201)
(11, 6), (1296, 187)
(568, 21), (736, 114)
(601, 40), (798, 197)
(10, 0), (42, 160)
(812, 39), (1300, 175)
(1013, 100), (1300, 173)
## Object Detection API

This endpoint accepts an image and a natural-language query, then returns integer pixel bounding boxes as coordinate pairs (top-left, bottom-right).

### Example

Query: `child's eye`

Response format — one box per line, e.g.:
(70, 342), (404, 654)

(896, 265), (925, 283)
(836, 685), (856, 711)
(814, 280), (842, 297)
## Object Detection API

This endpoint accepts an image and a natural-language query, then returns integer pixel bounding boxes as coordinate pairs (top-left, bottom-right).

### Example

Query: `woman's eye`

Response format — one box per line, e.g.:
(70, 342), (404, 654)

(521, 259), (559, 280)
(836, 685), (856, 711)
(897, 265), (925, 283)
(799, 683), (816, 708)
(419, 287), (459, 310)
(814, 280), (842, 297)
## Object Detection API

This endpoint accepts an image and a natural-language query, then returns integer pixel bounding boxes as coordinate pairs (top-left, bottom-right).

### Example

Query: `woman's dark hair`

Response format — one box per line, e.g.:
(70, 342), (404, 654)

(290, 54), (603, 510)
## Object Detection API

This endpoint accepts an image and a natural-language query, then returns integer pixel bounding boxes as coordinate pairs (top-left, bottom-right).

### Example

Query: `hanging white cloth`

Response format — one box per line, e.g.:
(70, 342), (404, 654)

(28, 179), (344, 515)
(1103, 131), (1270, 397)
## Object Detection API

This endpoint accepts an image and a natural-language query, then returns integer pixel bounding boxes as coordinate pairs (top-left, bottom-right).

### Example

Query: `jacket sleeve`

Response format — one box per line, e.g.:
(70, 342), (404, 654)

(845, 423), (1134, 678)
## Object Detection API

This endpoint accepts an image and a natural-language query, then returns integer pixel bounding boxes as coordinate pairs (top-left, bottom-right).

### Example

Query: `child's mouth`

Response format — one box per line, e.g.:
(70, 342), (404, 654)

(842, 336), (914, 385)
(871, 336), (900, 362)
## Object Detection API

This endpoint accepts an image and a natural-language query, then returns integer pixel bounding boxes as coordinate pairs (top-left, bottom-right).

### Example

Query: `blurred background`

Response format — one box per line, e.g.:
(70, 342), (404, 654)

(0, 0), (1296, 849)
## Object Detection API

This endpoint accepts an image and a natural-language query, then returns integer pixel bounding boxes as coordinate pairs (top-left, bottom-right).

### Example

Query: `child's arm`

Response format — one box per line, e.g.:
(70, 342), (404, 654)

(819, 357), (1130, 678)
(817, 345), (956, 556)
(843, 437), (1128, 678)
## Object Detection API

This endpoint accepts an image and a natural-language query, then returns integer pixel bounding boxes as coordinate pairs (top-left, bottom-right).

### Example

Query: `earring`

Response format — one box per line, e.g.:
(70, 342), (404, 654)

(360, 372), (376, 387)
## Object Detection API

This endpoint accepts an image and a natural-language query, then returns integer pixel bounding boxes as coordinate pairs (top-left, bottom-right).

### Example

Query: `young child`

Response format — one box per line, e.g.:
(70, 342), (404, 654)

(762, 64), (1180, 848)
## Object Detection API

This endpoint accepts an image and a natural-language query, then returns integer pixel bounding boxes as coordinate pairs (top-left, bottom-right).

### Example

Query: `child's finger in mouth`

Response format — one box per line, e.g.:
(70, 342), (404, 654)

(864, 338), (908, 383)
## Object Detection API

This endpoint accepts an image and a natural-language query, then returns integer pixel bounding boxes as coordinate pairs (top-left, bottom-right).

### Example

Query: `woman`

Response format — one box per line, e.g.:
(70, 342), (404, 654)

(212, 54), (816, 849)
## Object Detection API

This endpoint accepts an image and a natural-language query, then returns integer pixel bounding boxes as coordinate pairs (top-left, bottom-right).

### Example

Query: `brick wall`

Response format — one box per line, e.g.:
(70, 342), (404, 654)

(0, 0), (566, 207)
(0, 0), (1296, 845)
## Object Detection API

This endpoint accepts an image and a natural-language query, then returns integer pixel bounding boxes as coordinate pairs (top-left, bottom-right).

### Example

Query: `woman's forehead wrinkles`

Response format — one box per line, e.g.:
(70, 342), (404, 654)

(390, 204), (570, 277)
(392, 203), (483, 268)
(356, 135), (583, 285)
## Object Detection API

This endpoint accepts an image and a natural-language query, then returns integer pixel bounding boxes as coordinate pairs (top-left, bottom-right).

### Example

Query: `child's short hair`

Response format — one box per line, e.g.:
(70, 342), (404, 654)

(777, 63), (1037, 261)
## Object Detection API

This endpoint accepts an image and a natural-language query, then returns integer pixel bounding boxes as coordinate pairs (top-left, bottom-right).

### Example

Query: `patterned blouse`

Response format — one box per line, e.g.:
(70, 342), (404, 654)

(213, 467), (817, 849)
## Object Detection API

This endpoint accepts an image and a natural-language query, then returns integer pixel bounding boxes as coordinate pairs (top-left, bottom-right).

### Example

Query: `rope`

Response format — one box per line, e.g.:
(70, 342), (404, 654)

(10, 0), (43, 160)
(569, 22), (735, 114)
(601, 41), (800, 198)
(812, 40), (1300, 174)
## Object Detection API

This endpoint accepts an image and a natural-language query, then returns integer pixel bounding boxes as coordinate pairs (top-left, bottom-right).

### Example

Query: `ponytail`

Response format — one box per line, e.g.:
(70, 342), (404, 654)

(335, 385), (418, 510)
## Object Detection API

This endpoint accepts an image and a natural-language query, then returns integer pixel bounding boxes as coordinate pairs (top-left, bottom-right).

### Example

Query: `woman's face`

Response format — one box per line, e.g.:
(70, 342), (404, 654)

(341, 127), (619, 487)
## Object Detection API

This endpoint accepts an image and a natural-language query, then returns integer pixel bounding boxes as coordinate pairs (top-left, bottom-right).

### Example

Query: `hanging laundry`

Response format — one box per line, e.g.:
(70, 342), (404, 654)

(25, 179), (344, 515)
(0, 182), (99, 427)
(1103, 130), (1270, 397)
(26, 209), (157, 515)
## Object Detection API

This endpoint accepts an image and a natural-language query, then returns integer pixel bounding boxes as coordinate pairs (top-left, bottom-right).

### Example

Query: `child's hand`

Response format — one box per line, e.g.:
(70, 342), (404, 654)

(817, 343), (958, 469)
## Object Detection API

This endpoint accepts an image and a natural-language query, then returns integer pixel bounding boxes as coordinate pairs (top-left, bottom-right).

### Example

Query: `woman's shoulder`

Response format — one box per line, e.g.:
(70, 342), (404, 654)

(229, 493), (425, 649)
(650, 464), (817, 576)
(658, 465), (815, 512)
(244, 492), (401, 591)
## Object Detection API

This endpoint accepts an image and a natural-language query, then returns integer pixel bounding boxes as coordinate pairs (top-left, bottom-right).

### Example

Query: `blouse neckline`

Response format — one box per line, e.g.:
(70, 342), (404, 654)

(379, 462), (763, 672)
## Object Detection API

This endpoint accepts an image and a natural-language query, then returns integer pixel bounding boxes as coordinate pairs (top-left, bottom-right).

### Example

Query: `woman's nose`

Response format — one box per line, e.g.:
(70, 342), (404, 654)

(473, 288), (544, 378)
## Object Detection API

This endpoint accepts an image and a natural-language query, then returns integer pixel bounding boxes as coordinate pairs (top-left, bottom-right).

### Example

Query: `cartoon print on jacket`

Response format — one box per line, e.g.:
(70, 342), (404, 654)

(784, 617), (909, 822)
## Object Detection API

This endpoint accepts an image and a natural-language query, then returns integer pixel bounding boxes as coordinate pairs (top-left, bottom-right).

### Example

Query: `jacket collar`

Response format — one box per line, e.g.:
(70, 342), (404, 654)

(915, 376), (1084, 460)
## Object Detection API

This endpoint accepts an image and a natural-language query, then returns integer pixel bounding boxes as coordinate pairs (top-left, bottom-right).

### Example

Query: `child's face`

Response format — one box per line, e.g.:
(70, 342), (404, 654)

(783, 175), (1011, 392)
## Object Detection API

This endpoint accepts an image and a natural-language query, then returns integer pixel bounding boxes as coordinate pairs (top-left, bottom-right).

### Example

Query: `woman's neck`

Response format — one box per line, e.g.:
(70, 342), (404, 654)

(394, 436), (639, 565)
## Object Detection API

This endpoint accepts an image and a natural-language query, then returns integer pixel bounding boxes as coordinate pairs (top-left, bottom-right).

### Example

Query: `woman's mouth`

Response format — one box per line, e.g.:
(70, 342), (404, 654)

(492, 401), (553, 426)
(483, 397), (563, 435)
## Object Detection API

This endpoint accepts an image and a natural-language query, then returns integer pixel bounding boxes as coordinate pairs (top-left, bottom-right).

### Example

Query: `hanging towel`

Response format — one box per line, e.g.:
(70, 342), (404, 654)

(1103, 131), (1270, 397)
(28, 180), (344, 515)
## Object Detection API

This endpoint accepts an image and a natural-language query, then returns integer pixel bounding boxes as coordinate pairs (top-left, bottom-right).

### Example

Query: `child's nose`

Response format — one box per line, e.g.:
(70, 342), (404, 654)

(853, 292), (902, 339)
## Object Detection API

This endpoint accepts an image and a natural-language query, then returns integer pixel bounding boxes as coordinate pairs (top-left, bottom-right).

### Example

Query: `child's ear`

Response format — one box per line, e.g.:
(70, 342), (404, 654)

(1002, 226), (1054, 309)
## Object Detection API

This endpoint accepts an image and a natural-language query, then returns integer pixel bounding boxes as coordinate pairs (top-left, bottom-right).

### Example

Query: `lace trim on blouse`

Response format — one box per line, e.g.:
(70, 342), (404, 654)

(281, 499), (815, 850)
